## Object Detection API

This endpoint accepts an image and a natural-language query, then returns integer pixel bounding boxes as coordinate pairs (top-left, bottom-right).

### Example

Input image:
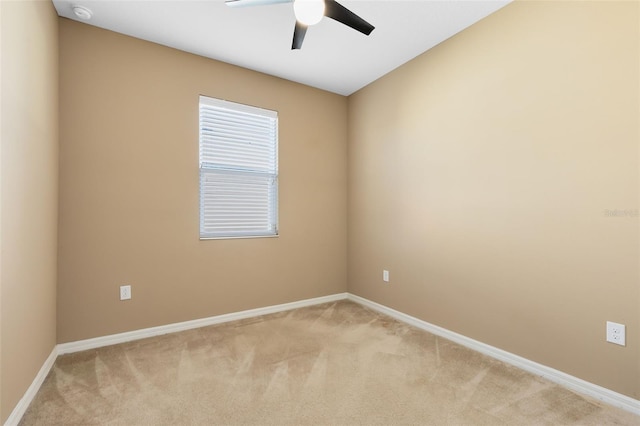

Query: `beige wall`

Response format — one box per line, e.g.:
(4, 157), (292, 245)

(0, 0), (59, 422)
(348, 0), (639, 398)
(57, 19), (348, 343)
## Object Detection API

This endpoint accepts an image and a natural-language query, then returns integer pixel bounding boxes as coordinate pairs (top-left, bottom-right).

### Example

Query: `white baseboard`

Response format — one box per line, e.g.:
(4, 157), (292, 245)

(347, 293), (640, 416)
(58, 293), (348, 355)
(4, 346), (58, 426)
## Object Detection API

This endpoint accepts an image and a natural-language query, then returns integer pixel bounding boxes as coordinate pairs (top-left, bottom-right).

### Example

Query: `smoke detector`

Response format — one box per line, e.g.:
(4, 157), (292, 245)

(71, 5), (92, 20)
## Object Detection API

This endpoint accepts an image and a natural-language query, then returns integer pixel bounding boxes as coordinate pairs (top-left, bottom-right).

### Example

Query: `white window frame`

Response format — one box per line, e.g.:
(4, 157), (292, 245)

(199, 96), (278, 239)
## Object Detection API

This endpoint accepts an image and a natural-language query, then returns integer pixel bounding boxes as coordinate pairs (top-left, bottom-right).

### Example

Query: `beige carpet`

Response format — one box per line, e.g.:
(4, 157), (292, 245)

(20, 300), (639, 425)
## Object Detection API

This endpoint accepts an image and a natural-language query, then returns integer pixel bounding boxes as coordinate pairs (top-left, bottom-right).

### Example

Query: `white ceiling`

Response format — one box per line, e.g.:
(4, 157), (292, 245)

(52, 0), (511, 96)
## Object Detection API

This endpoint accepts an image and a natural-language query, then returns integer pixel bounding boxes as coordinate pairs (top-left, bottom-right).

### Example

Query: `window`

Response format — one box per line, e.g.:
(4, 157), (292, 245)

(199, 96), (278, 239)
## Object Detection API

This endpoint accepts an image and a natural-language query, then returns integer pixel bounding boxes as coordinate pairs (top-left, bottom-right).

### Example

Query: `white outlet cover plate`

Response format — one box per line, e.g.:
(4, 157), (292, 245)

(120, 285), (131, 301)
(606, 321), (625, 346)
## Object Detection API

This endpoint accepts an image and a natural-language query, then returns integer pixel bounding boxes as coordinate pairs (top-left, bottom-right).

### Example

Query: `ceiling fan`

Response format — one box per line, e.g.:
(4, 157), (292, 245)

(225, 0), (375, 50)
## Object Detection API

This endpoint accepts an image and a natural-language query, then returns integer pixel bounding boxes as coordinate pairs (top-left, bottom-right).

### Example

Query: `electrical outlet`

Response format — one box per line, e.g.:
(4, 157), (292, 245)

(606, 321), (625, 346)
(383, 269), (389, 283)
(120, 285), (131, 301)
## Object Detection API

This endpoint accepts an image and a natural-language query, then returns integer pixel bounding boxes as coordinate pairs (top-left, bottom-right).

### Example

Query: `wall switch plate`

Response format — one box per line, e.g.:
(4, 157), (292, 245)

(383, 270), (389, 282)
(606, 321), (625, 346)
(120, 285), (131, 301)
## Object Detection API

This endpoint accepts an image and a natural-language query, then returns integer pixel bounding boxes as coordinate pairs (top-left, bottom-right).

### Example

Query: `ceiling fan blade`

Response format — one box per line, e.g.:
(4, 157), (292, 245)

(291, 21), (308, 50)
(225, 0), (291, 8)
(324, 0), (374, 36)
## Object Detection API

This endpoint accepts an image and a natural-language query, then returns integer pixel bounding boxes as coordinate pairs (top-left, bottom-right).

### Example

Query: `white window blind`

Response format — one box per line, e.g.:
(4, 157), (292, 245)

(199, 96), (278, 239)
